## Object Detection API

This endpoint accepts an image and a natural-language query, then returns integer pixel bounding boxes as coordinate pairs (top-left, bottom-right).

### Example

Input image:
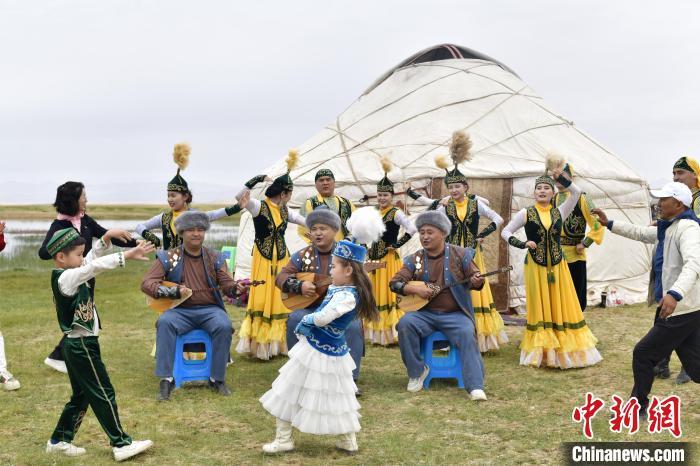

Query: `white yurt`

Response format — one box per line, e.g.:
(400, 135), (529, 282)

(235, 44), (652, 311)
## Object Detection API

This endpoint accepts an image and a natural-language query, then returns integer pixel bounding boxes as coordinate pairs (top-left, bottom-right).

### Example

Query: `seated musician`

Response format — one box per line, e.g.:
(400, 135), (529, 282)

(276, 206), (365, 393)
(141, 211), (241, 401)
(390, 211), (488, 400)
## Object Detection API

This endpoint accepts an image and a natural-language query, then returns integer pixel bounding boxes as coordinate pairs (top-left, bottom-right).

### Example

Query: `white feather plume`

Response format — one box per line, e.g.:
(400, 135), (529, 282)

(346, 206), (386, 245)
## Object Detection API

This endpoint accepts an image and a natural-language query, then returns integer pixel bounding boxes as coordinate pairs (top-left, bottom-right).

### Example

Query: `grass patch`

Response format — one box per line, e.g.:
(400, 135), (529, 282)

(0, 264), (697, 465)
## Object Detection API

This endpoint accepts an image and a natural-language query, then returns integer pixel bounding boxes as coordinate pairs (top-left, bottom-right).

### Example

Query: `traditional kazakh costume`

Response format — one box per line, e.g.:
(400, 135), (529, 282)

(135, 143), (242, 250)
(408, 133), (508, 352)
(236, 151), (306, 360)
(552, 163), (604, 311)
(260, 231), (376, 454)
(364, 159), (416, 345)
(674, 156), (700, 215)
(297, 169), (355, 243)
(502, 172), (602, 368)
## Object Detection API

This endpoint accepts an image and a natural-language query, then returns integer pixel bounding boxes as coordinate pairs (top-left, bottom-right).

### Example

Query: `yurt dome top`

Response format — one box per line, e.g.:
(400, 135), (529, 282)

(365, 43), (519, 94)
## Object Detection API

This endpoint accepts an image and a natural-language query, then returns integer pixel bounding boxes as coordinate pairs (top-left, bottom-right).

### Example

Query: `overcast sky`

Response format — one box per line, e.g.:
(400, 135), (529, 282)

(0, 0), (698, 204)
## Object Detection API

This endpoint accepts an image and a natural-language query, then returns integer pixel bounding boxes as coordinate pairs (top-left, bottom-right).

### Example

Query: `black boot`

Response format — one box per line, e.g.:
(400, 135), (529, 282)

(653, 358), (670, 379)
(675, 367), (691, 385)
(157, 379), (174, 401)
(208, 380), (231, 396)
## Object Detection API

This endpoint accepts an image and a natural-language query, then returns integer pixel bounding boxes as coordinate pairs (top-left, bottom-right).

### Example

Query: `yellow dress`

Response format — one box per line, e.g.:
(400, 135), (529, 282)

(451, 198), (508, 352)
(365, 207), (405, 344)
(520, 204), (602, 368)
(236, 200), (290, 360)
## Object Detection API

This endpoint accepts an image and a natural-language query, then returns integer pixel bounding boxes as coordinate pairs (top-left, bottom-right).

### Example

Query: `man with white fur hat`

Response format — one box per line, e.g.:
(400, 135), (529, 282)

(593, 181), (700, 416)
(142, 211), (242, 401)
(390, 210), (488, 400)
(276, 206), (365, 390)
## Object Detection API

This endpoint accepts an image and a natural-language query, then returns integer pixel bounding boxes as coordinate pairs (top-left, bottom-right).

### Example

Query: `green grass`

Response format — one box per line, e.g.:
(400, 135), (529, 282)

(0, 263), (697, 465)
(0, 205), (240, 224)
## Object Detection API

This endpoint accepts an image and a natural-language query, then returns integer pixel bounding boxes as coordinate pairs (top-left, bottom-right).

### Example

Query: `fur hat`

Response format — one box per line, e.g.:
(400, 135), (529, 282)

(306, 206), (341, 231)
(415, 210), (451, 235)
(174, 211), (210, 234)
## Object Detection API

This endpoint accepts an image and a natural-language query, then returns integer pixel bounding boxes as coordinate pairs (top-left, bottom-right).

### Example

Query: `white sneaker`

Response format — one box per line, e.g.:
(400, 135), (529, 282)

(469, 389), (487, 401)
(44, 357), (68, 374)
(406, 366), (430, 392)
(0, 373), (20, 391)
(46, 440), (86, 457)
(113, 439), (153, 462)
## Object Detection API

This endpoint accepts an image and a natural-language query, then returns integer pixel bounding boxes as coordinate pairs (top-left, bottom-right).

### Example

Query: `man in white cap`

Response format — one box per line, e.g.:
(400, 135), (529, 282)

(593, 182), (700, 416)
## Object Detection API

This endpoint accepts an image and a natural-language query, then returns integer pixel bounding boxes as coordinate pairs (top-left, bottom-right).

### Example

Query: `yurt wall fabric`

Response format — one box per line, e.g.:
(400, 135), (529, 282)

(235, 54), (651, 307)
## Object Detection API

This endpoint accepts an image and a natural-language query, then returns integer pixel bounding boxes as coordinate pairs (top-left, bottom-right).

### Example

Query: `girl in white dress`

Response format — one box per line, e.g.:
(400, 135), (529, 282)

(259, 208), (382, 454)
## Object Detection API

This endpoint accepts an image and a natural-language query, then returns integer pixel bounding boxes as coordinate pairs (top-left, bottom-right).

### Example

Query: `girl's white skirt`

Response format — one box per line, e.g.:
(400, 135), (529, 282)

(259, 336), (361, 435)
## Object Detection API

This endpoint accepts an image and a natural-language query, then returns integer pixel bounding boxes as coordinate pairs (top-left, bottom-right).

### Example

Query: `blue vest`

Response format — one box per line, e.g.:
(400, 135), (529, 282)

(305, 286), (358, 357)
(156, 246), (227, 311)
(403, 244), (477, 322)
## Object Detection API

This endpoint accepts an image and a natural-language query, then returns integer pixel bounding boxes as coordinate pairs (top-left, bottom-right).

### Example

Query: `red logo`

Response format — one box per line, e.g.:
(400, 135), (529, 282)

(572, 392), (605, 439)
(609, 395), (641, 434)
(648, 395), (682, 438)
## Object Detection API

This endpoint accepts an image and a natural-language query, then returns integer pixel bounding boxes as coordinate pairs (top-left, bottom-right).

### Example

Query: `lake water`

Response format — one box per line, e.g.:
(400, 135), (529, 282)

(0, 219), (239, 270)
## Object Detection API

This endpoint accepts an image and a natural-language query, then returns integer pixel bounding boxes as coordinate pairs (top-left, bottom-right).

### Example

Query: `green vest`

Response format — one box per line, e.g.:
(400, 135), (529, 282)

(524, 206), (564, 267)
(310, 195), (353, 238)
(51, 269), (98, 334)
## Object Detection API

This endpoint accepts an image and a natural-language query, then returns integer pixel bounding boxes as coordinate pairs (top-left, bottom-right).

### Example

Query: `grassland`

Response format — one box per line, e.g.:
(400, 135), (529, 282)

(0, 260), (697, 465)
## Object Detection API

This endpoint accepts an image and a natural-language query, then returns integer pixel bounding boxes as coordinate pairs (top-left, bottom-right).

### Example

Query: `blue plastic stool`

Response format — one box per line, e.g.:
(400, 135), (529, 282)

(173, 329), (213, 388)
(420, 331), (464, 389)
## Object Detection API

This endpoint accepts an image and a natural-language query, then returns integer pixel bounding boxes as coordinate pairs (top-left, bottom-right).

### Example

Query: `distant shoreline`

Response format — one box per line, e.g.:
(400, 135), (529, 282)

(0, 204), (239, 223)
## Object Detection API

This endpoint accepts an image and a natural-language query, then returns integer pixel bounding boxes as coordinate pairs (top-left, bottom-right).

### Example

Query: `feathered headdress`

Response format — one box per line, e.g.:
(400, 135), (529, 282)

(167, 142), (191, 193)
(377, 154), (395, 193)
(434, 154), (449, 170)
(441, 130), (472, 186)
(449, 130), (472, 167)
(334, 206), (386, 263)
(286, 149), (299, 173)
(265, 148), (299, 197)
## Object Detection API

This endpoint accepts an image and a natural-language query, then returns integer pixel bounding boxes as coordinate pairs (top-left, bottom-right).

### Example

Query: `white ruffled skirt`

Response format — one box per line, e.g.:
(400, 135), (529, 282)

(259, 336), (361, 435)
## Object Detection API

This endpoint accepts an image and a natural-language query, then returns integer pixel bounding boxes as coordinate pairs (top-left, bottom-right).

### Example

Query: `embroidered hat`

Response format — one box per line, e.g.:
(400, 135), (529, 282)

(535, 175), (555, 190)
(315, 168), (335, 181)
(266, 149), (299, 197)
(673, 157), (700, 188)
(376, 155), (395, 193)
(332, 239), (367, 264)
(168, 142), (190, 193)
(47, 227), (81, 257)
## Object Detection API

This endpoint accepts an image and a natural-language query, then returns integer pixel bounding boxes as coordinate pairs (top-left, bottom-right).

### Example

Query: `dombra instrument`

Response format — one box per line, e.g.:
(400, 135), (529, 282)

(396, 266), (513, 312)
(282, 261), (386, 311)
(147, 280), (265, 313)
